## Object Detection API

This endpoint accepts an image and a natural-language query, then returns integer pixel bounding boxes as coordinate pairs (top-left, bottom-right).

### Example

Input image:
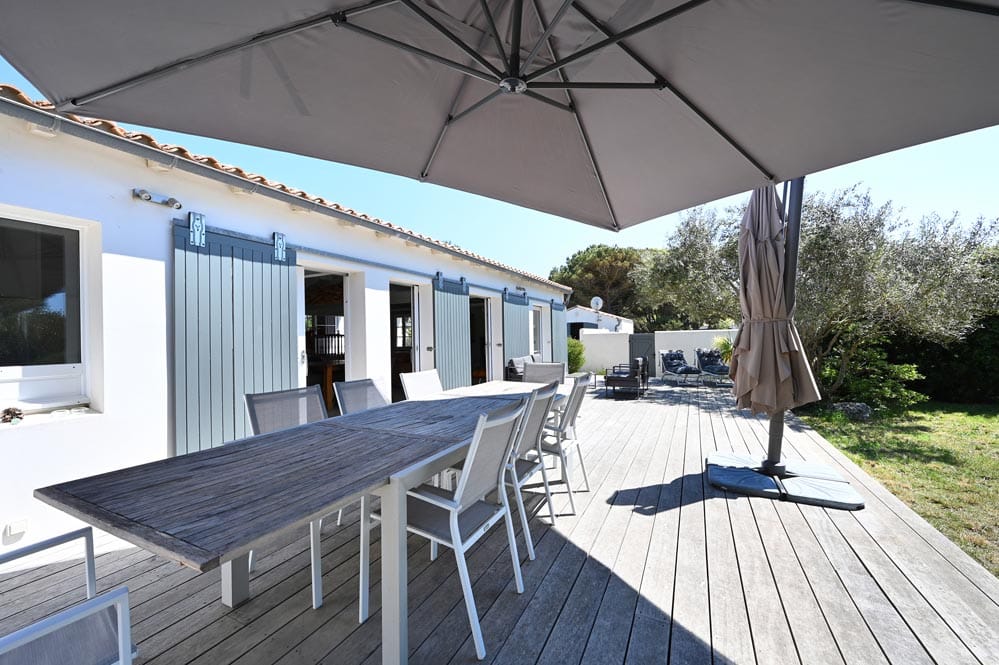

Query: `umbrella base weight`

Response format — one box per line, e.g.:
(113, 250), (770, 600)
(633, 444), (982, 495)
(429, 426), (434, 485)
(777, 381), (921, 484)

(705, 452), (865, 510)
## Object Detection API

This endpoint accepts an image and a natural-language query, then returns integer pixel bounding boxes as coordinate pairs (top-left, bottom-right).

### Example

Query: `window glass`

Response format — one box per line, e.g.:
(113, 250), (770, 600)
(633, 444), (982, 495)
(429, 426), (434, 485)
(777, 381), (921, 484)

(531, 307), (542, 354)
(0, 218), (81, 366)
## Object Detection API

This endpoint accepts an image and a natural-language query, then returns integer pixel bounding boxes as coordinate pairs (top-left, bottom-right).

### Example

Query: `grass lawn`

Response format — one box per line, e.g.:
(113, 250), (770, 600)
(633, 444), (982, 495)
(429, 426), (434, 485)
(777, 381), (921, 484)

(800, 401), (999, 578)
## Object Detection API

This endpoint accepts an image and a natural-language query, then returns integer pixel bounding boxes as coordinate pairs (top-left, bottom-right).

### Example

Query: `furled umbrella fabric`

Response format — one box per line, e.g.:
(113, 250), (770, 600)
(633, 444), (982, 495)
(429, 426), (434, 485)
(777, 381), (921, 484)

(729, 185), (819, 415)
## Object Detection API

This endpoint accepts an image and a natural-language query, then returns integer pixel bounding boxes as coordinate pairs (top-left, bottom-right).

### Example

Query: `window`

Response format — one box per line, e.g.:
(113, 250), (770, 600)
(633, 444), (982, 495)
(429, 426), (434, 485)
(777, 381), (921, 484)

(394, 315), (413, 348)
(0, 207), (95, 412)
(531, 306), (543, 355)
(0, 218), (81, 366)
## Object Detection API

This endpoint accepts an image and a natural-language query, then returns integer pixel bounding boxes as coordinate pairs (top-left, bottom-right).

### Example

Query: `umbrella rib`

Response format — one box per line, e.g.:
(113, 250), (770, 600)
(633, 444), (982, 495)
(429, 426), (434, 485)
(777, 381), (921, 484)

(59, 1), (405, 110)
(420, 90), (503, 179)
(530, 0), (619, 230)
(399, 0), (505, 79)
(336, 21), (499, 84)
(521, 0), (575, 73)
(530, 82), (664, 89)
(901, 0), (999, 16)
(478, 0), (510, 72)
(524, 0), (713, 83)
(59, 13), (341, 110)
(523, 90), (573, 113)
(571, 1), (773, 180)
(510, 0), (524, 75)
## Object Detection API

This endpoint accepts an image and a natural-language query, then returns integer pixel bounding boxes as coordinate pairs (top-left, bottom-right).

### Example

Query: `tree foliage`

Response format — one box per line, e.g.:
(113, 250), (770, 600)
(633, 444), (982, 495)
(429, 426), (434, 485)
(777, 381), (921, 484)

(549, 186), (998, 405)
(631, 208), (739, 329)
(549, 244), (643, 323)
(794, 188), (998, 401)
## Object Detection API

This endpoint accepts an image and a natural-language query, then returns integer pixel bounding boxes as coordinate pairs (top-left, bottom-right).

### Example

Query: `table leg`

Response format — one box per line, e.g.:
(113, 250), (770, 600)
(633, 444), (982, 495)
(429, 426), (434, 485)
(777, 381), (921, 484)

(381, 480), (408, 665)
(221, 553), (250, 607)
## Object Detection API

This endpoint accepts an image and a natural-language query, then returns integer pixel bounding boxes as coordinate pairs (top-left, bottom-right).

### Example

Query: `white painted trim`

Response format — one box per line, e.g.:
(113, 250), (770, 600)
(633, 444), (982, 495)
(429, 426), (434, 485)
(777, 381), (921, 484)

(0, 202), (103, 412)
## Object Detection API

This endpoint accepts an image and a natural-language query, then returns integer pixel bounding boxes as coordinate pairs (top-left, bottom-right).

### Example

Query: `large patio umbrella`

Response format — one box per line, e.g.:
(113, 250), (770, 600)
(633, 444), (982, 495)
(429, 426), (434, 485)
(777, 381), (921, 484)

(2, 1), (999, 231)
(707, 178), (865, 510)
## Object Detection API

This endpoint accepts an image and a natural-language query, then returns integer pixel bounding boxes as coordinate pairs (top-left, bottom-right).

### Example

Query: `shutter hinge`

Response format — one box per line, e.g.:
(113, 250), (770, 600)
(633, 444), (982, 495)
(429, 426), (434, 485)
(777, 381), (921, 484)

(188, 212), (206, 247)
(273, 232), (287, 262)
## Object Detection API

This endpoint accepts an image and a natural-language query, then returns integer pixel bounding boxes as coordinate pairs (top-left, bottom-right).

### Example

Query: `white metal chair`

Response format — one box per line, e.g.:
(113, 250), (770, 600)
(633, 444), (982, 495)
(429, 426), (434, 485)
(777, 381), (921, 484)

(541, 373), (591, 514)
(0, 528), (134, 665)
(399, 369), (444, 399)
(522, 362), (565, 384)
(364, 399), (528, 660)
(504, 380), (560, 560)
(243, 385), (331, 609)
(333, 379), (388, 414)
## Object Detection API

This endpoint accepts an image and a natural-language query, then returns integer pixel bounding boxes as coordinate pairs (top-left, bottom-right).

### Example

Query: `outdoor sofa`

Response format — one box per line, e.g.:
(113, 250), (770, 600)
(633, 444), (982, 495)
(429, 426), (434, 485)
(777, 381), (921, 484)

(603, 357), (648, 398)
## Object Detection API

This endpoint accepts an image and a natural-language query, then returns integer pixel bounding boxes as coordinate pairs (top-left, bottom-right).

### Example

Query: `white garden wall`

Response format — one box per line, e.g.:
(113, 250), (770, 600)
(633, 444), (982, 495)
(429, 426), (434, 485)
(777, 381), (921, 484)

(578, 328), (738, 374)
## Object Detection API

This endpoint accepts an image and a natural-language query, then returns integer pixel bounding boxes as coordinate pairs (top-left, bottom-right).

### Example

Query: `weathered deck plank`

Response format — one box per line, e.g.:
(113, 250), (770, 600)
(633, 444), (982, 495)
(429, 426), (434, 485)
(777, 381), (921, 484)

(4, 383), (997, 665)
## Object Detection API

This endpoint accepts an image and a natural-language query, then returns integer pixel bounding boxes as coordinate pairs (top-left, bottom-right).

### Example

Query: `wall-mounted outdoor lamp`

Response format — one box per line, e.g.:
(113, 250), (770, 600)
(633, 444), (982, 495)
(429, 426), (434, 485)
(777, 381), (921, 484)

(132, 188), (182, 210)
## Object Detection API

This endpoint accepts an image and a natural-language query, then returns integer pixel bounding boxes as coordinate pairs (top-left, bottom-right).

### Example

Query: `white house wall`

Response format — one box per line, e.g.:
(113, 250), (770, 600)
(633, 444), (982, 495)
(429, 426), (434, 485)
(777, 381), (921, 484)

(0, 112), (567, 553)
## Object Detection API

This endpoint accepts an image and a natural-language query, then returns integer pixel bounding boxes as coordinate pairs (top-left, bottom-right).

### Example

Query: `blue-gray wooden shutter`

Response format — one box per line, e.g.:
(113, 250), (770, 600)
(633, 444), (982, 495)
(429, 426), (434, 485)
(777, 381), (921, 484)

(433, 274), (471, 390)
(173, 223), (297, 455)
(502, 289), (531, 363)
(551, 300), (568, 365)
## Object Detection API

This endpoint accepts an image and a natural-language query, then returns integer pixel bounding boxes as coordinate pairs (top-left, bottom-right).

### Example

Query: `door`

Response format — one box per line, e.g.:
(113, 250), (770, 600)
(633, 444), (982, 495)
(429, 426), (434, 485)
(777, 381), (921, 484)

(629, 332), (656, 377)
(433, 273), (471, 390)
(173, 220), (297, 455)
(469, 297), (488, 384)
(551, 300), (568, 365)
(502, 289), (530, 364)
(389, 284), (415, 401)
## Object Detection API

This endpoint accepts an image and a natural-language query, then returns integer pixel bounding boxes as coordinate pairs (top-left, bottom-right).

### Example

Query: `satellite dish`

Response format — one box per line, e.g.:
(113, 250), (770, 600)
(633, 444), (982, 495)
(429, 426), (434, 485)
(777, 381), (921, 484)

(590, 296), (604, 311)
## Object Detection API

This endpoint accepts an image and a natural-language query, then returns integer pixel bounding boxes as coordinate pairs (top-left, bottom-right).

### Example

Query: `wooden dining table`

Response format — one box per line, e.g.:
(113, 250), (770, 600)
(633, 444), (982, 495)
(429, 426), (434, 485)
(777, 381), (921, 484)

(33, 380), (566, 665)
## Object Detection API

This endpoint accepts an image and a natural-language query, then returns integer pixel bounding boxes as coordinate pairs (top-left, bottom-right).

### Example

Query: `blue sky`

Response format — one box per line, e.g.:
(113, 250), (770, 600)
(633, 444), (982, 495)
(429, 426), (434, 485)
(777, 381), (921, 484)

(3, 58), (997, 278)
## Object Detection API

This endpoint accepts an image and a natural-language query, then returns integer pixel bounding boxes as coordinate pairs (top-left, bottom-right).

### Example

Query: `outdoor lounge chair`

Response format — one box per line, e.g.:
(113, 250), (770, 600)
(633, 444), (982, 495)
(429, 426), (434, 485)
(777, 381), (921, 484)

(0, 527), (135, 665)
(660, 350), (702, 385)
(603, 357), (648, 397)
(505, 354), (541, 381)
(366, 400), (528, 660)
(695, 347), (731, 385)
(522, 361), (565, 384)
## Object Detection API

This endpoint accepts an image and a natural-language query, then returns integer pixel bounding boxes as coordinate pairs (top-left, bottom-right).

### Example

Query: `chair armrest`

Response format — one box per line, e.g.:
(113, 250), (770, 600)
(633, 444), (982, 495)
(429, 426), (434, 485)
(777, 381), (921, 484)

(407, 485), (460, 511)
(0, 586), (133, 665)
(0, 528), (96, 600)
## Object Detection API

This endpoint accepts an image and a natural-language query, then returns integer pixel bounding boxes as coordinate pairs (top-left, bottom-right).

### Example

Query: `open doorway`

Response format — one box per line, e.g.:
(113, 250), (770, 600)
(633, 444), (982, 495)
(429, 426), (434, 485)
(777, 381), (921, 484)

(389, 284), (415, 402)
(305, 272), (345, 414)
(470, 297), (488, 384)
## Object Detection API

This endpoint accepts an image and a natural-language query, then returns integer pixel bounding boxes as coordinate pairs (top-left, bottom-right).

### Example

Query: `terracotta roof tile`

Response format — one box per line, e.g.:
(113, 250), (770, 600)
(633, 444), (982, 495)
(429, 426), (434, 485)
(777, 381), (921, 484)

(0, 83), (569, 292)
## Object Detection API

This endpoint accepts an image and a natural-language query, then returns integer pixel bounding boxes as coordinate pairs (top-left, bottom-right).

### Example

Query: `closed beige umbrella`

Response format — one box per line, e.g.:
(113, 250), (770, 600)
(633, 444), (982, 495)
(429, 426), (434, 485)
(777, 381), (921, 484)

(730, 184), (819, 416)
(707, 179), (863, 511)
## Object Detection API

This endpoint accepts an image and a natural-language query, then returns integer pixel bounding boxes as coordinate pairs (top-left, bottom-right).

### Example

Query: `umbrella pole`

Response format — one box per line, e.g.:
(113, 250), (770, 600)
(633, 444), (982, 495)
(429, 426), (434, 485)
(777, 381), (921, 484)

(764, 175), (805, 477)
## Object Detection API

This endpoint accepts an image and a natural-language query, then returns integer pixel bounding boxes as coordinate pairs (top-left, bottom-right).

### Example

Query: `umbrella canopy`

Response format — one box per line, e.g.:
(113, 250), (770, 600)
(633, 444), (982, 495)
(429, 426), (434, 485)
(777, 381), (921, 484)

(729, 184), (819, 415)
(2, 0), (999, 230)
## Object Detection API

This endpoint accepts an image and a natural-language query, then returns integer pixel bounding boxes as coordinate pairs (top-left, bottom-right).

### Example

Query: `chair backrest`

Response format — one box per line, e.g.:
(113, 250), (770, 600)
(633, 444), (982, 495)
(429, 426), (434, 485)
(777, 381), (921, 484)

(453, 399), (526, 511)
(522, 362), (565, 384)
(333, 379), (388, 415)
(512, 381), (559, 459)
(554, 373), (589, 434)
(244, 385), (327, 435)
(399, 369), (444, 400)
(631, 357), (646, 379)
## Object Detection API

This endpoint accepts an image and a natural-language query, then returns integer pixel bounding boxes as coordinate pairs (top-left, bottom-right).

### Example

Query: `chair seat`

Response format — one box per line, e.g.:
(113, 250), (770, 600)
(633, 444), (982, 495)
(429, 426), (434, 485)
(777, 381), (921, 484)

(371, 485), (504, 545)
(508, 456), (543, 483)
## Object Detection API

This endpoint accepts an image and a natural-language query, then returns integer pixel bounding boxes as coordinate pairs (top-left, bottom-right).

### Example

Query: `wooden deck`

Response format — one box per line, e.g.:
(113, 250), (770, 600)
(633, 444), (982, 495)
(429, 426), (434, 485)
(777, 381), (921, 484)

(3, 384), (998, 664)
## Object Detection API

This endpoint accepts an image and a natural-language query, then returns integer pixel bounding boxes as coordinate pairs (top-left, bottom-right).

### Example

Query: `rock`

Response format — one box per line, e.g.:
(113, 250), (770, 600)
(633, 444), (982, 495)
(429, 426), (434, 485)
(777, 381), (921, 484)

(832, 402), (872, 422)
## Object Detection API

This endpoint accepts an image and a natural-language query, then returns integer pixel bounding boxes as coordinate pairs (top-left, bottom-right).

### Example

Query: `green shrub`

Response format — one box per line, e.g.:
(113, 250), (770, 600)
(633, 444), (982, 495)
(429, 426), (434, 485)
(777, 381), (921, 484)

(567, 338), (585, 373)
(712, 335), (734, 364)
(820, 344), (928, 412)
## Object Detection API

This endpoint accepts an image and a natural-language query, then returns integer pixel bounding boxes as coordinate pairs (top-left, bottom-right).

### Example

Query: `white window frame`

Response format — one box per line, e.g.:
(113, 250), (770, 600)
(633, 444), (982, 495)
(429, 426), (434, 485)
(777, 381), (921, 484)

(530, 306), (543, 356)
(0, 203), (102, 413)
